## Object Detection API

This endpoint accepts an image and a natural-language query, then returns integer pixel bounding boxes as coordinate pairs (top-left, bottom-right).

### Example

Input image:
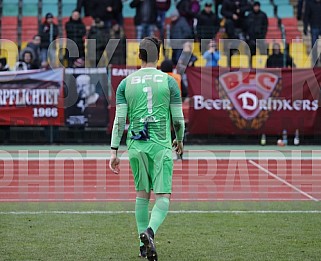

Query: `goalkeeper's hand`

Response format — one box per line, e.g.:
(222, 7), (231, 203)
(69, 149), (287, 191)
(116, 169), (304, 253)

(172, 139), (184, 155)
(109, 150), (120, 174)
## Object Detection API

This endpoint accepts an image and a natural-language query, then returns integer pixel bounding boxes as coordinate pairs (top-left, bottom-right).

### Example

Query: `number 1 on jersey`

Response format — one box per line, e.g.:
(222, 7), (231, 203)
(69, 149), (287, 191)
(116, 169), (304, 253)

(143, 87), (153, 114)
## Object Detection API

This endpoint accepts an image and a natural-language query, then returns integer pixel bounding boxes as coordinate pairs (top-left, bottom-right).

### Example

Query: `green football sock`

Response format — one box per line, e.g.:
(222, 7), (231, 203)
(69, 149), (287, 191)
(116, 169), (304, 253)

(135, 197), (150, 246)
(148, 197), (170, 234)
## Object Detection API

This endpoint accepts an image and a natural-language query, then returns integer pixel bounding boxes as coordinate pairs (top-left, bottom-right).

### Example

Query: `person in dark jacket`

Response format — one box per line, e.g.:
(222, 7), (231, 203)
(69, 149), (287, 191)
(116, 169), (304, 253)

(170, 9), (193, 65)
(15, 48), (39, 70)
(221, 0), (251, 39)
(156, 0), (171, 41)
(87, 18), (108, 67)
(266, 43), (295, 68)
(176, 0), (200, 29)
(38, 13), (58, 65)
(65, 10), (86, 67)
(76, 0), (92, 17)
(91, 0), (114, 32)
(197, 2), (221, 54)
(247, 1), (268, 55)
(107, 22), (126, 65)
(303, 0), (321, 65)
(130, 0), (157, 39)
(26, 35), (41, 68)
(113, 0), (124, 26)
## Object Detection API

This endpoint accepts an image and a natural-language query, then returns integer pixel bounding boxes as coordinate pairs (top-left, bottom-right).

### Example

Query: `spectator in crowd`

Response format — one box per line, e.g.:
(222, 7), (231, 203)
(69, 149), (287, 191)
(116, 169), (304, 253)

(26, 35), (41, 68)
(91, 0), (115, 32)
(108, 21), (126, 65)
(303, 0), (321, 65)
(87, 18), (108, 67)
(156, 0), (171, 42)
(76, 0), (93, 17)
(246, 1), (268, 56)
(297, 0), (305, 20)
(176, 0), (200, 31)
(213, 0), (223, 15)
(113, 0), (124, 26)
(15, 49), (39, 71)
(65, 10), (86, 68)
(176, 41), (197, 98)
(160, 59), (182, 94)
(130, 0), (157, 39)
(221, 0), (251, 39)
(0, 58), (10, 71)
(203, 40), (220, 66)
(197, 2), (221, 54)
(170, 9), (193, 65)
(266, 43), (295, 68)
(38, 13), (58, 65)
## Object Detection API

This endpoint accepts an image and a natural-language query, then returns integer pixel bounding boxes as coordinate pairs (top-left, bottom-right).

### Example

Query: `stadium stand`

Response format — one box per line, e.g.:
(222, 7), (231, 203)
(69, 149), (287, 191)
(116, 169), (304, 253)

(0, 0), (314, 68)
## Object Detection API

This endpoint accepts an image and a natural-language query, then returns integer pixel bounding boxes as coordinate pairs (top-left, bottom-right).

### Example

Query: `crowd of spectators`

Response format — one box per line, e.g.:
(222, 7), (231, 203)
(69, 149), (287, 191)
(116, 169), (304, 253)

(0, 0), (301, 72)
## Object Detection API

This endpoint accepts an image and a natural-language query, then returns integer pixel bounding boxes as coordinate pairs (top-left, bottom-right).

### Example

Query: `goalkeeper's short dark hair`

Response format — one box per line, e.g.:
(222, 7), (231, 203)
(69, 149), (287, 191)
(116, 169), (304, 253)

(139, 37), (161, 63)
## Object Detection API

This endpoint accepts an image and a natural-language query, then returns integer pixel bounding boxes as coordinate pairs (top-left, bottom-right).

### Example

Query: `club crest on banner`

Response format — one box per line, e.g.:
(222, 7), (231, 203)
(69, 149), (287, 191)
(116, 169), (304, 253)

(217, 71), (282, 129)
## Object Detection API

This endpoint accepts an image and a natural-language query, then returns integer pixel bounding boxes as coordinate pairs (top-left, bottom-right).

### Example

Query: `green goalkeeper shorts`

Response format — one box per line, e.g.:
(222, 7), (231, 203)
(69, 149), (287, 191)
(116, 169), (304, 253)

(128, 141), (173, 194)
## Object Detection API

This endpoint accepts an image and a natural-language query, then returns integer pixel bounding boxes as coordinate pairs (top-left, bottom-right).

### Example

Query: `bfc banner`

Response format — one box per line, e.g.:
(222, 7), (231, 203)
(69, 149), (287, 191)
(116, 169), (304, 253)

(187, 67), (321, 135)
(0, 69), (64, 126)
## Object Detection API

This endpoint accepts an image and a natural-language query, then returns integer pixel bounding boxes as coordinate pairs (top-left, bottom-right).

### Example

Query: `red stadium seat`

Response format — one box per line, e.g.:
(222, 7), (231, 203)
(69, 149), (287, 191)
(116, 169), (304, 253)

(21, 17), (38, 42)
(1, 17), (18, 42)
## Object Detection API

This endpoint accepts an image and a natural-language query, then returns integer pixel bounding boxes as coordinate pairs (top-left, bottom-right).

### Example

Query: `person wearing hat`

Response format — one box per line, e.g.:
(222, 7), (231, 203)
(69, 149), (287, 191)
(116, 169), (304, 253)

(197, 2), (221, 54)
(246, 1), (268, 56)
(38, 13), (58, 66)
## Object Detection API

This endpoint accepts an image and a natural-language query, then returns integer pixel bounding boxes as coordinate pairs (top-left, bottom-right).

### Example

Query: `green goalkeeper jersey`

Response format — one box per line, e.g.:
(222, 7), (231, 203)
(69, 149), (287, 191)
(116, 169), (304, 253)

(114, 67), (183, 149)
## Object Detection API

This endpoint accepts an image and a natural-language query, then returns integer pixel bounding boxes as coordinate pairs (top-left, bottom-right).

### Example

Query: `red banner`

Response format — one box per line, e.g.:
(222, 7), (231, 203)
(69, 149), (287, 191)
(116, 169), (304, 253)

(0, 69), (64, 126)
(187, 67), (321, 135)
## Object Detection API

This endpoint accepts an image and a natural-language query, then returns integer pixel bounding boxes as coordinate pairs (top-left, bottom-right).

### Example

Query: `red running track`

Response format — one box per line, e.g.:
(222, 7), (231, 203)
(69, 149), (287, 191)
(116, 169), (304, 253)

(0, 159), (320, 202)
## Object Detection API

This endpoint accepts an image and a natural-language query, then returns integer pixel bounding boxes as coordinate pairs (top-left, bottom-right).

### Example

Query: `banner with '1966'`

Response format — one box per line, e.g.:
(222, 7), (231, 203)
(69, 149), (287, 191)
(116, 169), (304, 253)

(0, 69), (64, 126)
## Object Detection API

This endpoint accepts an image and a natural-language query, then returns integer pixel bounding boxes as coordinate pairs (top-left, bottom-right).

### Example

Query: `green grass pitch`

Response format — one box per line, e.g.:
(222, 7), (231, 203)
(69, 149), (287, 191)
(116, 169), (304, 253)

(1, 202), (321, 260)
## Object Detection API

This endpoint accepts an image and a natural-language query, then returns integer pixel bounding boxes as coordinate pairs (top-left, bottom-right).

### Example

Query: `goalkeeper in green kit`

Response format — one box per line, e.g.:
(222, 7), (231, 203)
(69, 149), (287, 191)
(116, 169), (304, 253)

(109, 37), (185, 261)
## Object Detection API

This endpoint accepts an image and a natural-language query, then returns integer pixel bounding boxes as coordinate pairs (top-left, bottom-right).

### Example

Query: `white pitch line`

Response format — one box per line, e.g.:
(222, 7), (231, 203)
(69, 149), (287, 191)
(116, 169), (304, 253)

(249, 160), (319, 202)
(0, 210), (321, 215)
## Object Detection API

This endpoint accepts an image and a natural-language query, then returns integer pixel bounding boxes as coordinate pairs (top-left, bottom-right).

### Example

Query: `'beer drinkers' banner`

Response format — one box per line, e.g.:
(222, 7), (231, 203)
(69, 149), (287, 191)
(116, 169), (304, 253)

(0, 69), (64, 126)
(187, 67), (321, 135)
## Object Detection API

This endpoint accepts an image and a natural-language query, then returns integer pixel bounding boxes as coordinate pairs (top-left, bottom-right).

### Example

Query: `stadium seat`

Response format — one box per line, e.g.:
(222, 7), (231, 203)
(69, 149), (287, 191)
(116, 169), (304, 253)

(126, 41), (140, 66)
(42, 2), (59, 17)
(23, 0), (39, 16)
(231, 54), (250, 68)
(268, 17), (279, 28)
(3, 0), (19, 16)
(273, 0), (290, 5)
(252, 55), (268, 68)
(0, 40), (19, 68)
(62, 4), (77, 17)
(21, 17), (38, 41)
(1, 17), (18, 42)
(292, 54), (311, 68)
(277, 5), (294, 18)
(260, 4), (275, 17)
(218, 55), (227, 67)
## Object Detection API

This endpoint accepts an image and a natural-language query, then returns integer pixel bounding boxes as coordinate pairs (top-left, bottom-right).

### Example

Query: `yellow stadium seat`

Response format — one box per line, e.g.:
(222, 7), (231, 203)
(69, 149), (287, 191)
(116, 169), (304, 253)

(126, 41), (140, 66)
(0, 40), (19, 68)
(218, 55), (228, 67)
(231, 54), (250, 68)
(252, 55), (268, 68)
(292, 54), (311, 68)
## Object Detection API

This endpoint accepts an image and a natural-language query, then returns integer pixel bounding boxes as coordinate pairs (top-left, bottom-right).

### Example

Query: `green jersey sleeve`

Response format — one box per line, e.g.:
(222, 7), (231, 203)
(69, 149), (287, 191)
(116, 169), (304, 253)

(111, 79), (128, 149)
(116, 79), (127, 105)
(168, 76), (185, 141)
